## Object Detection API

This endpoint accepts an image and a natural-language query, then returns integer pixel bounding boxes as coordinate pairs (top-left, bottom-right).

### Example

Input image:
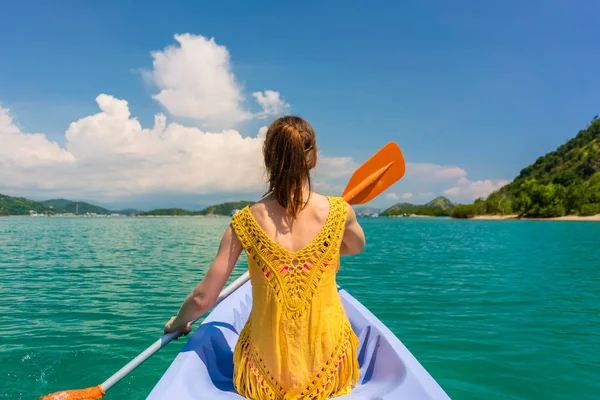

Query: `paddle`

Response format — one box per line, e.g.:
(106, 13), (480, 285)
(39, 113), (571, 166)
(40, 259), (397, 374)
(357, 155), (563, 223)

(40, 141), (406, 400)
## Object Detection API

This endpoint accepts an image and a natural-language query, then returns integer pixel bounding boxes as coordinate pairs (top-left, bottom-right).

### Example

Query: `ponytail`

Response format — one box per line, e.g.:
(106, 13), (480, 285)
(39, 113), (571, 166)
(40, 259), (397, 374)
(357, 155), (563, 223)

(262, 116), (317, 218)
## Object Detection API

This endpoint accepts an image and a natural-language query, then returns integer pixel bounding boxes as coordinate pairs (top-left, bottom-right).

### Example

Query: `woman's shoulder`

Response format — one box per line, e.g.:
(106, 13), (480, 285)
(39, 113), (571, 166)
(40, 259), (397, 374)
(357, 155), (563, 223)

(310, 192), (347, 203)
(244, 193), (347, 223)
(247, 197), (270, 218)
(321, 193), (350, 210)
(312, 193), (350, 223)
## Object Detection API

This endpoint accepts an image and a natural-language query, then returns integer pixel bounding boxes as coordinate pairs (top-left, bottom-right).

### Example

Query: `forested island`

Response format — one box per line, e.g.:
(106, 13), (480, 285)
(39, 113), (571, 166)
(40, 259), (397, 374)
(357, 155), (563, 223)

(0, 195), (136, 216)
(0, 194), (252, 218)
(381, 197), (455, 217)
(139, 201), (254, 216)
(452, 116), (600, 219)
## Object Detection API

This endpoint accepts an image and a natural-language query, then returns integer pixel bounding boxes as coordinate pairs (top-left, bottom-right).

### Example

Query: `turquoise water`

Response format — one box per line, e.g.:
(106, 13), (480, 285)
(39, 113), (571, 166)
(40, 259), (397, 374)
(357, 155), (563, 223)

(1, 216), (599, 399)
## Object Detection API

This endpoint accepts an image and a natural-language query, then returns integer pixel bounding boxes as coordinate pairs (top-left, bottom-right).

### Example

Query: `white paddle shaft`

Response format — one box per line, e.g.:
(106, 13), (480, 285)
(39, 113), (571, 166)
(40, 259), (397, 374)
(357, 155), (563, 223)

(100, 271), (251, 391)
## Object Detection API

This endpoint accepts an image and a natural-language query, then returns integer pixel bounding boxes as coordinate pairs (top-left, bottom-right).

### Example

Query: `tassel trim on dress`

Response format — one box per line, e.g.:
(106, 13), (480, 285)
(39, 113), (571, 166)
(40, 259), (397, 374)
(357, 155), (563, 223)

(233, 323), (360, 400)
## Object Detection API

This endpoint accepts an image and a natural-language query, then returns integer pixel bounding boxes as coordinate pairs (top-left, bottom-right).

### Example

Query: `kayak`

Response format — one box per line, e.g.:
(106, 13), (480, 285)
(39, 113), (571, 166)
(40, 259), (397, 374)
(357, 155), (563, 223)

(147, 281), (450, 399)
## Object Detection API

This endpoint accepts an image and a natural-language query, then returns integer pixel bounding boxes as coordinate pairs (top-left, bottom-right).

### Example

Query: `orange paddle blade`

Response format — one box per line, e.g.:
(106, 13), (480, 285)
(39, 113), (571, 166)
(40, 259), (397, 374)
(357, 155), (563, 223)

(39, 385), (105, 400)
(342, 142), (405, 205)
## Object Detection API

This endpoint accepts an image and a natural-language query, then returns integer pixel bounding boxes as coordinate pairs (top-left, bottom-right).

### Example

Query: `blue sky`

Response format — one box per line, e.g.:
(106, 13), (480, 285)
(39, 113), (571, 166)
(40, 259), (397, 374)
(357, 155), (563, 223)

(1, 0), (599, 210)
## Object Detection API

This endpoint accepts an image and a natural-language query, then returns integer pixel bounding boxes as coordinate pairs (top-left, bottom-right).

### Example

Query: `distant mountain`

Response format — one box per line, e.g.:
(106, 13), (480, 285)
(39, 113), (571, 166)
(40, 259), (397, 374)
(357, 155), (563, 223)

(0, 193), (54, 215)
(43, 199), (112, 215)
(383, 197), (455, 217)
(425, 196), (456, 210)
(41, 199), (72, 210)
(139, 208), (195, 216)
(140, 201), (255, 216)
(1, 194), (252, 217)
(197, 201), (254, 216)
(1, 194), (120, 216)
(115, 208), (143, 216)
(381, 202), (418, 214)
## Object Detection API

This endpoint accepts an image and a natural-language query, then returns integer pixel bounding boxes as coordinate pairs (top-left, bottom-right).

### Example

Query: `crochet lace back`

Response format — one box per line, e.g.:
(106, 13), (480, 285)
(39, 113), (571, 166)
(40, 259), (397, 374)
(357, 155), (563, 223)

(230, 196), (360, 400)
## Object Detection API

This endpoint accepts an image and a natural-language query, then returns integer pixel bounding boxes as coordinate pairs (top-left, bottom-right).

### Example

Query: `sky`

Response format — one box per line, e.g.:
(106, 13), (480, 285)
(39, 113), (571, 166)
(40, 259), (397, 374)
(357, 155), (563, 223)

(1, 0), (599, 210)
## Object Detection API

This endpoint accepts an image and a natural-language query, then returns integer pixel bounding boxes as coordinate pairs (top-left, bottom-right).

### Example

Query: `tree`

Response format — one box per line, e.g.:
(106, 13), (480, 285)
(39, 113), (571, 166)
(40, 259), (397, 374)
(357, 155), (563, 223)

(581, 203), (600, 216)
(566, 184), (585, 214)
(473, 198), (486, 214)
(451, 204), (477, 219)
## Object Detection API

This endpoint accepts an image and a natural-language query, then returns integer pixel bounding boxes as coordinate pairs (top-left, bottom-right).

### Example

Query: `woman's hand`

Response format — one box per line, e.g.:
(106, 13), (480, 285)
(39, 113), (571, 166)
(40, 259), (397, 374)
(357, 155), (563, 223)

(164, 316), (192, 340)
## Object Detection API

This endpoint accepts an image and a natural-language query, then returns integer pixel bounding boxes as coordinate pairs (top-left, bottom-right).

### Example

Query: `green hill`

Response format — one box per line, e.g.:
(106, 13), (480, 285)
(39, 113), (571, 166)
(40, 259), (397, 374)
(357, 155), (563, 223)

(383, 197), (455, 217)
(140, 201), (254, 216)
(0, 194), (140, 216)
(509, 118), (600, 189)
(381, 202), (417, 214)
(41, 199), (73, 210)
(453, 116), (600, 218)
(425, 196), (456, 210)
(43, 199), (112, 215)
(115, 208), (142, 216)
(197, 201), (254, 215)
(139, 208), (195, 216)
(0, 193), (55, 215)
(43, 199), (140, 215)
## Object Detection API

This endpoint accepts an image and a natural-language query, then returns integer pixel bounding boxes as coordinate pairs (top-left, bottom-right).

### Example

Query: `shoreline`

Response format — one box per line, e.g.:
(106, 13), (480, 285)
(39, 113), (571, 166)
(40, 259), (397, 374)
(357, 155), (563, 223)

(3, 213), (600, 221)
(0, 214), (228, 218)
(471, 214), (600, 222)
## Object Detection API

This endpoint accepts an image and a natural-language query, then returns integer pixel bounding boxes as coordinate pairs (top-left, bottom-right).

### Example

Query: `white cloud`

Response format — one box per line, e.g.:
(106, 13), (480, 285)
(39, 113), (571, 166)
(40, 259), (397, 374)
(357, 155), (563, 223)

(145, 34), (247, 127)
(386, 192), (412, 201)
(444, 179), (510, 201)
(311, 154), (358, 195)
(379, 161), (510, 205)
(0, 95), (359, 202)
(405, 162), (467, 182)
(257, 126), (268, 140)
(253, 90), (290, 119)
(0, 105), (74, 169)
(145, 34), (290, 129)
(0, 95), (267, 199)
(314, 155), (357, 179)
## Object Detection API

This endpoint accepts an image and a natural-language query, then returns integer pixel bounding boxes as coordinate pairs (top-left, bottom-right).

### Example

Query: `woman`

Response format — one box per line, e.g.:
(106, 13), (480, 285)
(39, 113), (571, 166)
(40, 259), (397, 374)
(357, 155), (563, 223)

(164, 115), (366, 399)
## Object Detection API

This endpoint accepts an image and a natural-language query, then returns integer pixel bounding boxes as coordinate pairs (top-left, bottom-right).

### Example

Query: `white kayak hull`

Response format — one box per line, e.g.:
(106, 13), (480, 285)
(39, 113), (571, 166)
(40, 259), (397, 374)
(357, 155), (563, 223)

(148, 281), (450, 399)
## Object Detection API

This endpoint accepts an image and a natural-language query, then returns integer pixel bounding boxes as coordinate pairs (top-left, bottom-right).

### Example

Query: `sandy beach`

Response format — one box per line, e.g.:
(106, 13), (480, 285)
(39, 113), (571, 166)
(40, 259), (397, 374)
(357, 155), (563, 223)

(546, 214), (600, 221)
(472, 214), (600, 221)
(472, 215), (519, 220)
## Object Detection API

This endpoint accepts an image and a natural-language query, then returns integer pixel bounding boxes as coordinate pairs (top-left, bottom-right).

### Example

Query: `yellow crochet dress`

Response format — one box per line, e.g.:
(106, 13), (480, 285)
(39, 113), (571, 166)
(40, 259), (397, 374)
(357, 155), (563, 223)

(230, 196), (360, 400)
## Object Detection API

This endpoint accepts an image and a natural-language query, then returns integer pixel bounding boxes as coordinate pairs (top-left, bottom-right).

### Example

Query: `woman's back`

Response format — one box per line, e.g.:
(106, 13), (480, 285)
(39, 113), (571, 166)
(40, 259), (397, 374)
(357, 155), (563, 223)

(247, 193), (332, 254)
(231, 194), (360, 400)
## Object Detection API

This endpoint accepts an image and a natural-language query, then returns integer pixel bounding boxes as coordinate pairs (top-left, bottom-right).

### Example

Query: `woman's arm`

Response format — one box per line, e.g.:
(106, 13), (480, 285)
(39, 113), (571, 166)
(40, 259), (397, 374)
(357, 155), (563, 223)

(340, 206), (366, 256)
(164, 224), (243, 336)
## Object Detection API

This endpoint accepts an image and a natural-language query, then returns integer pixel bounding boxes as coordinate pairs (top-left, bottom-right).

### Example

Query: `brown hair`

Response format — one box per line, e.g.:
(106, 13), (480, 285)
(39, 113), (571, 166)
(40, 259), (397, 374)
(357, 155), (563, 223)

(263, 115), (317, 218)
